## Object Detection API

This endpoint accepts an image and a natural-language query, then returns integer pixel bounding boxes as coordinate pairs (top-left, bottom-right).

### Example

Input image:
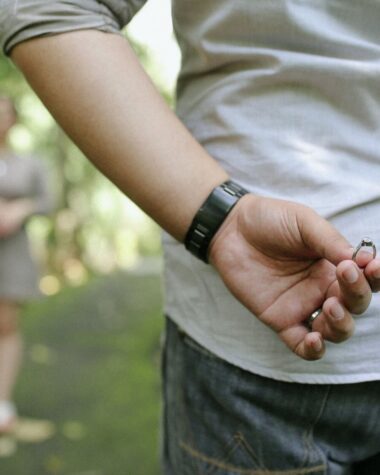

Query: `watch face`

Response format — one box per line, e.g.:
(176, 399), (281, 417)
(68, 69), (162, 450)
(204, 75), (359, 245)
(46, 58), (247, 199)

(185, 181), (248, 262)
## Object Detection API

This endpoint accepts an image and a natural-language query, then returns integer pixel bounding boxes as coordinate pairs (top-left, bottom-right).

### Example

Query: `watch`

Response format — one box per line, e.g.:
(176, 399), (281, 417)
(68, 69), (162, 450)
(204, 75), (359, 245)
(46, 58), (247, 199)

(184, 180), (249, 263)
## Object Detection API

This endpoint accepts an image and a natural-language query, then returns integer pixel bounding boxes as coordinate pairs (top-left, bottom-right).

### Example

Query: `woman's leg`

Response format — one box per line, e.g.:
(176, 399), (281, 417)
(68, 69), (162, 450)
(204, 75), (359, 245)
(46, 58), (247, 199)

(0, 300), (22, 431)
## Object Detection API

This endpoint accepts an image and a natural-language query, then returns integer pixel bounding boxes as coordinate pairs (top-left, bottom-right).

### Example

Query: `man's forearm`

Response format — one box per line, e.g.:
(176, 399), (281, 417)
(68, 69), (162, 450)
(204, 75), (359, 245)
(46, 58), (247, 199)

(11, 30), (228, 241)
(10, 29), (379, 362)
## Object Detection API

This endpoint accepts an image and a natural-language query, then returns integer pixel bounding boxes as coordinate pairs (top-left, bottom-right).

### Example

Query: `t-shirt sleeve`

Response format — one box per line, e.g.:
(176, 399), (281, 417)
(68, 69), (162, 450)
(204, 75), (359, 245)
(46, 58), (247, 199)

(0, 0), (148, 55)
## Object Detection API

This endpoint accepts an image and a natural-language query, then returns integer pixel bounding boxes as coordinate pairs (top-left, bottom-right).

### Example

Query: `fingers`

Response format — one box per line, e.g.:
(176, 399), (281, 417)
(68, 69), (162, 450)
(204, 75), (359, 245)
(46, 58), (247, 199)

(364, 258), (380, 293)
(336, 260), (372, 314)
(300, 332), (325, 360)
(279, 295), (356, 361)
(279, 325), (325, 361)
(310, 297), (355, 343)
(278, 257), (375, 361)
(352, 247), (376, 268)
(297, 208), (353, 266)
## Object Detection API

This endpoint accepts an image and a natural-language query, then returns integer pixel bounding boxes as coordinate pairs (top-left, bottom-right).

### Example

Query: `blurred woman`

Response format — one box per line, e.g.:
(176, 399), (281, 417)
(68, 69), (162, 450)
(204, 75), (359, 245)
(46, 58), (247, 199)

(0, 95), (52, 433)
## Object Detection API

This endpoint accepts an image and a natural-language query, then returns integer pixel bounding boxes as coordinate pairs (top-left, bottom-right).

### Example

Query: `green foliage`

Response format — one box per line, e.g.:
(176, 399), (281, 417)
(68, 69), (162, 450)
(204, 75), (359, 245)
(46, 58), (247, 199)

(0, 57), (25, 96)
(0, 271), (164, 474)
(0, 37), (166, 289)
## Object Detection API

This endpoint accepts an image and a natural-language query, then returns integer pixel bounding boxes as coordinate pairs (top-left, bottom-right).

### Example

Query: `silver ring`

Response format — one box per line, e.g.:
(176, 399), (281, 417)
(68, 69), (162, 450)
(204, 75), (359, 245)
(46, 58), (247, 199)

(307, 308), (323, 329)
(352, 237), (377, 263)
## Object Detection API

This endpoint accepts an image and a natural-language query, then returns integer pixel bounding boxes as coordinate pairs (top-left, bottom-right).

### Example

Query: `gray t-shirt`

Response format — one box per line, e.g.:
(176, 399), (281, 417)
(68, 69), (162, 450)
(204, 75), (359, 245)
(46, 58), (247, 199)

(2, 0), (380, 382)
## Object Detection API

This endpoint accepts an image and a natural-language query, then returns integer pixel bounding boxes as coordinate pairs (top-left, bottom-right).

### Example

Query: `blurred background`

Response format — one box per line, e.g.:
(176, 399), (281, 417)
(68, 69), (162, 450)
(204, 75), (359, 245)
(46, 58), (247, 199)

(0, 0), (180, 473)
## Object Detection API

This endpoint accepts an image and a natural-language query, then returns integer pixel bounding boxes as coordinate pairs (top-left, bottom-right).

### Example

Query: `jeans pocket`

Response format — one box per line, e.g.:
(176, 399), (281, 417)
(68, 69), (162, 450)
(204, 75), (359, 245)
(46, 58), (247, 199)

(179, 431), (267, 475)
(163, 318), (327, 474)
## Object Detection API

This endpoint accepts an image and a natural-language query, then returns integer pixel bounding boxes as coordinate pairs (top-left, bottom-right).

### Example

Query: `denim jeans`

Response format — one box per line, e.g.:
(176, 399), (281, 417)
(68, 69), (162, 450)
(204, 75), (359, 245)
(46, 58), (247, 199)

(162, 317), (380, 475)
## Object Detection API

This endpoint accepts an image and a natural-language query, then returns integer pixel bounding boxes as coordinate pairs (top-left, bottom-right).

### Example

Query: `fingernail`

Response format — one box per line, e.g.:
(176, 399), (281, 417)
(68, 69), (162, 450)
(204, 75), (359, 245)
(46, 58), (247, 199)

(331, 302), (345, 320)
(313, 337), (323, 352)
(343, 266), (358, 283)
(361, 248), (374, 254)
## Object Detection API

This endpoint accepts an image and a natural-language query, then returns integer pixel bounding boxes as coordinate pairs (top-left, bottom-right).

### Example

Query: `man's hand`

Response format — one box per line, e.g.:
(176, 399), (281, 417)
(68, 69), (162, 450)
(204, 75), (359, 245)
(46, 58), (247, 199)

(209, 194), (380, 361)
(10, 33), (379, 360)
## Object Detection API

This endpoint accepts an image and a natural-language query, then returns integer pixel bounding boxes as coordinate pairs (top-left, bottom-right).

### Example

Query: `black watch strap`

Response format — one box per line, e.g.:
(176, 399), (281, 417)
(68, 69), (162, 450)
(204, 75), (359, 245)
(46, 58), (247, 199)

(184, 180), (249, 263)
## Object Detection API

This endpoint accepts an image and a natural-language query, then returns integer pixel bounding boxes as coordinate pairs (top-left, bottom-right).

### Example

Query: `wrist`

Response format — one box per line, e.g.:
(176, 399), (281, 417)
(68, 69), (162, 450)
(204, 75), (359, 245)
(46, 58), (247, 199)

(184, 180), (249, 263)
(207, 193), (256, 266)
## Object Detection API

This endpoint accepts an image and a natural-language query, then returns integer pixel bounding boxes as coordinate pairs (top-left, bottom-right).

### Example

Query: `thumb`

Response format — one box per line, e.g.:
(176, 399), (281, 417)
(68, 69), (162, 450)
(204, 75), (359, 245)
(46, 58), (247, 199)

(298, 207), (353, 266)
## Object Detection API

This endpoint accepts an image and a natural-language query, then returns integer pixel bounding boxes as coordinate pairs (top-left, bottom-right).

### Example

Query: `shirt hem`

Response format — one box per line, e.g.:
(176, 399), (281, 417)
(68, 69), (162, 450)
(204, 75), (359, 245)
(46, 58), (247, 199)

(235, 364), (380, 385)
(166, 314), (380, 385)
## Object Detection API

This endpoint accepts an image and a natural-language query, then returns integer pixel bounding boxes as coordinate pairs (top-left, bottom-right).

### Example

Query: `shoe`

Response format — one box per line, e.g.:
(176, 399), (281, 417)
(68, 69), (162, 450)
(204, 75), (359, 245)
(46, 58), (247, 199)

(0, 401), (17, 434)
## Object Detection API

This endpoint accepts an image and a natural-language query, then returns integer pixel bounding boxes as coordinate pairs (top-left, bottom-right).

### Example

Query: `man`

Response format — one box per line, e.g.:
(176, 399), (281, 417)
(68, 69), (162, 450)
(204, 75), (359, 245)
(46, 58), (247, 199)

(1, 1), (380, 472)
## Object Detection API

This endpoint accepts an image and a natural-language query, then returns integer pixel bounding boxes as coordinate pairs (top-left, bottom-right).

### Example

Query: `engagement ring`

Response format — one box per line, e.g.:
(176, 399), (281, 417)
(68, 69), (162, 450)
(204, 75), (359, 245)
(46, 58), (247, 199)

(352, 237), (376, 262)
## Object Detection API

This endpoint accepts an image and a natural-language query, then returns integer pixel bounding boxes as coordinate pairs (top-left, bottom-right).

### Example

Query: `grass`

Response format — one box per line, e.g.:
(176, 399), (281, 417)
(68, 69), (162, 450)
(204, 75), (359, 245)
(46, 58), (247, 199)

(0, 269), (164, 475)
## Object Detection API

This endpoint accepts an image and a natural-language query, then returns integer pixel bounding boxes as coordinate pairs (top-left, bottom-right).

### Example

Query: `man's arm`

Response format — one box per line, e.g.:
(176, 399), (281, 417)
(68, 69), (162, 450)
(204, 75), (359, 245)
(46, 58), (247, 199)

(10, 31), (380, 360)
(12, 31), (228, 241)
